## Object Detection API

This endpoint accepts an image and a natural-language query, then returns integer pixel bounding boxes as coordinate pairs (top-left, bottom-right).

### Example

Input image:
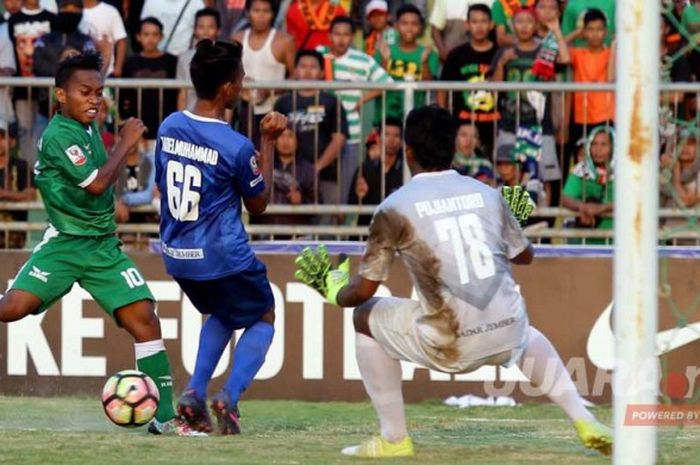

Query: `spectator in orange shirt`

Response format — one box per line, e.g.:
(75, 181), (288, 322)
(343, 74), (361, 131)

(285, 0), (346, 50)
(568, 8), (614, 147)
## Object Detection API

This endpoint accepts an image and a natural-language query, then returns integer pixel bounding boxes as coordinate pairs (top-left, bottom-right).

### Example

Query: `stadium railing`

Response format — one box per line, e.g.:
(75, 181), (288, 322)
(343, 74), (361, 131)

(0, 78), (697, 248)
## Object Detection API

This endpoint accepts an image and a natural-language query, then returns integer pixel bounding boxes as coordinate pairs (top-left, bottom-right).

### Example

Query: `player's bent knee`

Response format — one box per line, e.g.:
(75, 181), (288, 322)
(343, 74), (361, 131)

(0, 290), (41, 323)
(353, 299), (378, 337)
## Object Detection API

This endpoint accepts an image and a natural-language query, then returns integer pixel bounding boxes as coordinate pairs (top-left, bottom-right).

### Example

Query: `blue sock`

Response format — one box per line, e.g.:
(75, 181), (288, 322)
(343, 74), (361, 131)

(186, 315), (234, 399)
(224, 321), (275, 404)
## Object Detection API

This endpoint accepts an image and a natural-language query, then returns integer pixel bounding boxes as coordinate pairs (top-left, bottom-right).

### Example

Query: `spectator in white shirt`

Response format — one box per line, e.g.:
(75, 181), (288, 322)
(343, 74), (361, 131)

(140, 0), (205, 56)
(78, 0), (127, 76)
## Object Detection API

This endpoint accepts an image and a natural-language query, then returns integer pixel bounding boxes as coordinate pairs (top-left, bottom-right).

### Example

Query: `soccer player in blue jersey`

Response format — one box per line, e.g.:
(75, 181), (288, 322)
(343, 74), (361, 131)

(154, 39), (287, 434)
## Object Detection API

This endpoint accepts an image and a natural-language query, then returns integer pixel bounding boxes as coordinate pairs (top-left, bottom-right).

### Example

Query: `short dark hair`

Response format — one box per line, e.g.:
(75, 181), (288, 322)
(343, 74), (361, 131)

(467, 3), (492, 20)
(195, 7), (221, 29)
(55, 51), (102, 88)
(294, 49), (324, 68)
(190, 40), (243, 100)
(140, 16), (164, 33)
(384, 116), (403, 134)
(330, 15), (354, 32)
(396, 4), (424, 24)
(583, 8), (606, 27)
(405, 106), (456, 171)
(245, 0), (276, 12)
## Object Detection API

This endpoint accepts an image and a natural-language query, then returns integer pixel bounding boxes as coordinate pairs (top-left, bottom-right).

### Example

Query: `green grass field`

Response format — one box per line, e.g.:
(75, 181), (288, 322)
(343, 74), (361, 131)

(0, 396), (698, 465)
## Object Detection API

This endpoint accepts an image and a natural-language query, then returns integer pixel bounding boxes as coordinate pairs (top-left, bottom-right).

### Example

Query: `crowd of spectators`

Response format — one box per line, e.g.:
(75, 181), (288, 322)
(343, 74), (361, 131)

(0, 0), (698, 245)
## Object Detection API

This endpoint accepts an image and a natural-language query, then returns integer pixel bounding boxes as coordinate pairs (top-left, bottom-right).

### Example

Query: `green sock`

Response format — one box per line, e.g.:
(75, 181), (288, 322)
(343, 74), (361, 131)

(137, 350), (176, 422)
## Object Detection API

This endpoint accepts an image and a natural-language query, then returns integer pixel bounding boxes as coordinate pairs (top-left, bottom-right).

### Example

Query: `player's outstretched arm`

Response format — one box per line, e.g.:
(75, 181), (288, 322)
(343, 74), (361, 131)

(294, 245), (380, 307)
(335, 275), (380, 308)
(84, 118), (146, 195)
(243, 112), (287, 214)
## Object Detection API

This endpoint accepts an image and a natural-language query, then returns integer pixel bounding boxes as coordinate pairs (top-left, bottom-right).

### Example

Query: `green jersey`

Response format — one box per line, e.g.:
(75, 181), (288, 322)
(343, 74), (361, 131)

(374, 43), (440, 122)
(35, 113), (115, 236)
(563, 160), (614, 231)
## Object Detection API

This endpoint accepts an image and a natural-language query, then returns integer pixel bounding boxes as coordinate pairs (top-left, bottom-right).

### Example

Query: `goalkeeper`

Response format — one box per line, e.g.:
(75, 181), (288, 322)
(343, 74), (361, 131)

(296, 106), (612, 459)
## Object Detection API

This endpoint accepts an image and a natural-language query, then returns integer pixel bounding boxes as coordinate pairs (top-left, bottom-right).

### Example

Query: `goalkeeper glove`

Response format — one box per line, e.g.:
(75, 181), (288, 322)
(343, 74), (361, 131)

(294, 245), (350, 305)
(502, 185), (534, 223)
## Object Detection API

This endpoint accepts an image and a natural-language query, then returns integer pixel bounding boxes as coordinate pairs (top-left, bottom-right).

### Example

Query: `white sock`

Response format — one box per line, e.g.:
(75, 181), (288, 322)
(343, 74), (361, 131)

(355, 333), (408, 443)
(134, 339), (165, 361)
(519, 327), (595, 423)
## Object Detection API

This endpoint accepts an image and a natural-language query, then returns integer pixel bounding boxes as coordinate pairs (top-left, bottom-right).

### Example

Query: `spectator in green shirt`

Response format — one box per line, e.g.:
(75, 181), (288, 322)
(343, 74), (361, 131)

(562, 125), (615, 243)
(375, 4), (439, 123)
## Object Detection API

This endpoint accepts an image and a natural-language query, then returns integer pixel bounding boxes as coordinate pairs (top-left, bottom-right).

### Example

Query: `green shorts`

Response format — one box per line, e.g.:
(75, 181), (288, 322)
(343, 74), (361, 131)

(10, 227), (154, 320)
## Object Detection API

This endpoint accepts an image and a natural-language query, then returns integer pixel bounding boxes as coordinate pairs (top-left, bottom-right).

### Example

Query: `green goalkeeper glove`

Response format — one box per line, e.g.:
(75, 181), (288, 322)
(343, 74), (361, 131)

(502, 185), (534, 223)
(294, 245), (350, 305)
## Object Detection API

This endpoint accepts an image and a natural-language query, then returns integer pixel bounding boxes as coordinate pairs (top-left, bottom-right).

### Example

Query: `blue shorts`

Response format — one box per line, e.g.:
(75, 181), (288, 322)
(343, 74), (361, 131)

(175, 258), (274, 330)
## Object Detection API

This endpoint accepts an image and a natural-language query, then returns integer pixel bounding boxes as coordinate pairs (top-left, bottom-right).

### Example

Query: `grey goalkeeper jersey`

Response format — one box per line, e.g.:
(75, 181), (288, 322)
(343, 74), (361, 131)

(359, 170), (530, 363)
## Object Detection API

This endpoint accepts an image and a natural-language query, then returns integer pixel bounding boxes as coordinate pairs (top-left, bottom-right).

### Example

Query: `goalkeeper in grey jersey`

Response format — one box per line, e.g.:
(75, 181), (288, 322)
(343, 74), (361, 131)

(295, 106), (612, 459)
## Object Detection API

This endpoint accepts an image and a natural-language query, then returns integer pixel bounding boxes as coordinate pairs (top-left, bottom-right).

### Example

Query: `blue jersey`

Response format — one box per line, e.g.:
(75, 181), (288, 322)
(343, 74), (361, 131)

(155, 111), (265, 279)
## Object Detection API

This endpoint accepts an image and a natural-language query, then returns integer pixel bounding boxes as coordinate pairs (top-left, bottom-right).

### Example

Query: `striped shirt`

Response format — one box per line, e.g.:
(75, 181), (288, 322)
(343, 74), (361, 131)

(317, 46), (392, 144)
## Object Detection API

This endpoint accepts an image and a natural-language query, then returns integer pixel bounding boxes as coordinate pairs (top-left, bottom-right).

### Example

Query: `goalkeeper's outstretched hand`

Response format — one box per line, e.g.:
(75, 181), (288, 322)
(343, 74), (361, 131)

(294, 245), (350, 305)
(502, 185), (534, 223)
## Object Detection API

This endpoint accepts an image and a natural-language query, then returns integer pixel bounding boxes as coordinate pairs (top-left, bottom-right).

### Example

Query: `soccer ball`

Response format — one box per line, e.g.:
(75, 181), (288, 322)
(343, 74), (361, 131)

(101, 370), (160, 427)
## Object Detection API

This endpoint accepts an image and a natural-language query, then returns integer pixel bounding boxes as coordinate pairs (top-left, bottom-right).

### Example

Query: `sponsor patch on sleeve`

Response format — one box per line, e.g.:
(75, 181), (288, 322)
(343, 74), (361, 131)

(249, 154), (263, 188)
(64, 145), (87, 166)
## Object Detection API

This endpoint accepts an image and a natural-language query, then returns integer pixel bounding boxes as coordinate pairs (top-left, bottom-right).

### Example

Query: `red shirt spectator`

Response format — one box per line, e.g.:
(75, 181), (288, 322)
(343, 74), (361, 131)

(286, 0), (345, 50)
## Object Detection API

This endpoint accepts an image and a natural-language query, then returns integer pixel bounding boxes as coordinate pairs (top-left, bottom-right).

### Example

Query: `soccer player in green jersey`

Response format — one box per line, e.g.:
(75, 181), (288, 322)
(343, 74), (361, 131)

(0, 52), (203, 437)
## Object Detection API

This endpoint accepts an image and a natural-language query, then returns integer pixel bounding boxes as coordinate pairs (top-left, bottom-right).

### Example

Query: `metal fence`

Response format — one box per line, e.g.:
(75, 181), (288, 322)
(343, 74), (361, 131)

(1, 78), (699, 248)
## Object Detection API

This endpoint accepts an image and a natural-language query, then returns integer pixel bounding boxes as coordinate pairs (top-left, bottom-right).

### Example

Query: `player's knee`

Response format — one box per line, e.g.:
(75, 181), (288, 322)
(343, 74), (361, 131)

(117, 300), (162, 340)
(0, 294), (30, 323)
(353, 302), (375, 336)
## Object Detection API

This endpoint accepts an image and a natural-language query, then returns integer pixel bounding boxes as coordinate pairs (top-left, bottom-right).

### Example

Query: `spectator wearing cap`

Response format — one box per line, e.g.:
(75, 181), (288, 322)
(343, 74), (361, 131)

(363, 0), (397, 58)
(348, 117), (404, 225)
(285, 0), (346, 50)
(495, 143), (520, 188)
(0, 122), (35, 248)
(78, 0), (127, 76)
(495, 143), (545, 205)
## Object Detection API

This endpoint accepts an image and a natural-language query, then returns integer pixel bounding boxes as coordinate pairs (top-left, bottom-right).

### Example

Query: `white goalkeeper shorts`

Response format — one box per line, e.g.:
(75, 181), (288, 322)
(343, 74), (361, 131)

(367, 296), (528, 374)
